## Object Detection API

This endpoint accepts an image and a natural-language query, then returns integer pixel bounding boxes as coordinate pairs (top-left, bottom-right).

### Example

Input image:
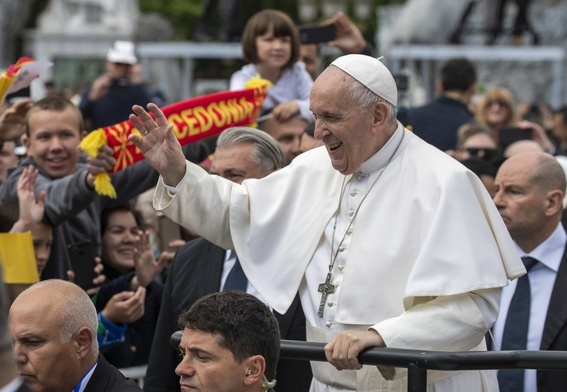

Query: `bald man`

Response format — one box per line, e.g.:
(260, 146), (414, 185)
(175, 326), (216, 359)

(9, 280), (141, 392)
(503, 139), (544, 159)
(493, 152), (567, 392)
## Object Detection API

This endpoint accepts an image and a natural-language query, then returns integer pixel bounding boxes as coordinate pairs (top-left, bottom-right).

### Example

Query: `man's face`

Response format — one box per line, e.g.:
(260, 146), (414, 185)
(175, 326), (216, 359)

(31, 222), (52, 276)
(262, 116), (306, 166)
(101, 210), (140, 273)
(310, 67), (380, 175)
(107, 61), (132, 80)
(210, 143), (265, 183)
(23, 107), (83, 178)
(493, 154), (547, 241)
(0, 140), (17, 182)
(9, 293), (81, 392)
(300, 44), (320, 81)
(176, 328), (249, 392)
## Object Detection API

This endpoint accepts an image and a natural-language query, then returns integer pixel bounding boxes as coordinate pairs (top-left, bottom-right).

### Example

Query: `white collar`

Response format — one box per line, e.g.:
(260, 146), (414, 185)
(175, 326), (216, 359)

(356, 123), (405, 175)
(517, 222), (567, 272)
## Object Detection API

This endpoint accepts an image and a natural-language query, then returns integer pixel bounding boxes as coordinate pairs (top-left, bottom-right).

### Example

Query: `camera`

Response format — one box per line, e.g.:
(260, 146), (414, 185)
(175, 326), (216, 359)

(111, 77), (130, 88)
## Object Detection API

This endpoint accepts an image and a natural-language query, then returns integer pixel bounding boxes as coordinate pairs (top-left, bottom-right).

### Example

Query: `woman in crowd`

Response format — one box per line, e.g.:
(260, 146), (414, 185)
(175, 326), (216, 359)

(95, 203), (171, 368)
(476, 86), (554, 153)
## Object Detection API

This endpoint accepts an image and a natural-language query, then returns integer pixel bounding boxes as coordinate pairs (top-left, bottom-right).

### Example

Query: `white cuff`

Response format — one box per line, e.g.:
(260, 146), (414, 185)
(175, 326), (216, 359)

(160, 176), (183, 197)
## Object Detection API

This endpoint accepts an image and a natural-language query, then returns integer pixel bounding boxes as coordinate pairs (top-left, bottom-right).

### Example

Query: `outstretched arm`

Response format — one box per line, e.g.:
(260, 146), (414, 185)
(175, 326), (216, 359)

(128, 103), (187, 187)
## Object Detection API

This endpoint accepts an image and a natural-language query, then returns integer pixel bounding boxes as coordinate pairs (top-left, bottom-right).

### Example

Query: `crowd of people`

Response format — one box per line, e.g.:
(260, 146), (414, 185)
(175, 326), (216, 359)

(1, 6), (567, 392)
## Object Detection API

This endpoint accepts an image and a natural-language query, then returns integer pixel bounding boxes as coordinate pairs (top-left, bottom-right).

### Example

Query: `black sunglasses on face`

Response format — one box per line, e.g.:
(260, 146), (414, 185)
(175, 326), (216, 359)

(464, 147), (499, 160)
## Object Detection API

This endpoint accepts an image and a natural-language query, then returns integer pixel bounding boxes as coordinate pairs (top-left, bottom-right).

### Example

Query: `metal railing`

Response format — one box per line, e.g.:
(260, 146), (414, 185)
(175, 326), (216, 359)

(279, 340), (567, 392)
(168, 331), (567, 392)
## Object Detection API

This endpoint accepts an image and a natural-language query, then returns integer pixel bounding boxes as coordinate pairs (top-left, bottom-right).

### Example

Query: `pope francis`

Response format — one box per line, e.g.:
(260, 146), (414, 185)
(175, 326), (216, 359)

(124, 54), (525, 391)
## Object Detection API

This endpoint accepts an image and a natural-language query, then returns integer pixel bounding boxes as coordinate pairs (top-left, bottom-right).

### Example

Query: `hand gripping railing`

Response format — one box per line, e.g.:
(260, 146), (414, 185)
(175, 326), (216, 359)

(170, 331), (567, 392)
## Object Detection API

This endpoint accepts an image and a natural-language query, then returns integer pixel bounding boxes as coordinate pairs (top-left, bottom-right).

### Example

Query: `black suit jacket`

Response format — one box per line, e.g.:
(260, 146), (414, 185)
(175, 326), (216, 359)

(535, 242), (567, 390)
(398, 96), (472, 152)
(84, 355), (142, 392)
(144, 238), (312, 392)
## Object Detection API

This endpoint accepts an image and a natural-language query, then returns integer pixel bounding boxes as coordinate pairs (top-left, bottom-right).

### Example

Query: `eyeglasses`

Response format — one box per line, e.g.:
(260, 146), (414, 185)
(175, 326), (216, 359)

(464, 147), (499, 160)
(486, 99), (508, 108)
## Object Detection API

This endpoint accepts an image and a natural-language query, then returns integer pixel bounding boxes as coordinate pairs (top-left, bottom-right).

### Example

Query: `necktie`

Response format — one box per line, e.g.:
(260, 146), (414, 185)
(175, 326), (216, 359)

(497, 256), (538, 392)
(223, 252), (247, 292)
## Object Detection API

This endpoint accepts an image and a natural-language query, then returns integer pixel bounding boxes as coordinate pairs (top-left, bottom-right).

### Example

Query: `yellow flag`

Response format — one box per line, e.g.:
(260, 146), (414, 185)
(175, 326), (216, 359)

(0, 232), (39, 284)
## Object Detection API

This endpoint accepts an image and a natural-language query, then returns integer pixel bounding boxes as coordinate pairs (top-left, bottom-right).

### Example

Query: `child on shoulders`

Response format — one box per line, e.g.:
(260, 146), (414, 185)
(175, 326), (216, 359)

(230, 9), (313, 123)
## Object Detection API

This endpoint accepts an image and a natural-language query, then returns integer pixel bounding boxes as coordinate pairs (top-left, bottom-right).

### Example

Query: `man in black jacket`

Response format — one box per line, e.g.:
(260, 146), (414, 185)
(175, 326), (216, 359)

(398, 57), (477, 152)
(176, 291), (280, 391)
(493, 151), (567, 391)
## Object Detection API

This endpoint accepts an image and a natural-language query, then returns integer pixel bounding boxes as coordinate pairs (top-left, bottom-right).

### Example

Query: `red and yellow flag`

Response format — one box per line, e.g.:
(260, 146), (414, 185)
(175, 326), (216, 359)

(0, 57), (53, 103)
(80, 83), (269, 198)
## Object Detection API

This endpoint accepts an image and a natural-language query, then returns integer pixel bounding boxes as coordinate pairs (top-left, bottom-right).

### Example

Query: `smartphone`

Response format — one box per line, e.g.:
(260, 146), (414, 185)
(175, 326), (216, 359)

(158, 214), (182, 252)
(298, 25), (336, 44)
(67, 240), (97, 291)
(499, 126), (532, 151)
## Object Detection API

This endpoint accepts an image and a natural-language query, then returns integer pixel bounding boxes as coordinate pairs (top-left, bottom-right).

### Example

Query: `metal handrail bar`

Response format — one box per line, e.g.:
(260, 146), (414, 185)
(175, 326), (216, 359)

(280, 340), (567, 371)
(280, 340), (567, 392)
(170, 332), (567, 392)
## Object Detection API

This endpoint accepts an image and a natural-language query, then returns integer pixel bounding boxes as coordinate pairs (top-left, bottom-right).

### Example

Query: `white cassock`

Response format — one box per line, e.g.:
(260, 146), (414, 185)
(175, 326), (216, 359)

(154, 125), (525, 391)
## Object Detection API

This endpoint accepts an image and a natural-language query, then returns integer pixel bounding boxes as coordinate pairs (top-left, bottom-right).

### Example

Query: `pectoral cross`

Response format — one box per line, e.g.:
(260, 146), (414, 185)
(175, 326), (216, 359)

(318, 272), (336, 317)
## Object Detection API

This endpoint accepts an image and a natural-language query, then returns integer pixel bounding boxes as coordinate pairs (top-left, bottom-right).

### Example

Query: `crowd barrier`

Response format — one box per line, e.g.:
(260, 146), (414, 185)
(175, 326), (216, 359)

(118, 331), (567, 392)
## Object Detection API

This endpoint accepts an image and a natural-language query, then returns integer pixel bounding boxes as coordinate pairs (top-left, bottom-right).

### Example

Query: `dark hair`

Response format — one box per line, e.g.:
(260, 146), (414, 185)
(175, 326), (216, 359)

(0, 196), (51, 232)
(25, 95), (84, 137)
(440, 58), (477, 92)
(178, 291), (280, 380)
(0, 197), (19, 232)
(100, 203), (145, 235)
(241, 9), (300, 68)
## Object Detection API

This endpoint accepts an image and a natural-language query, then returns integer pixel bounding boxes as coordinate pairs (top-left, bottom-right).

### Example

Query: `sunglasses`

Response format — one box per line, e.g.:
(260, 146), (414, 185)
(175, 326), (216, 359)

(486, 99), (508, 108)
(464, 147), (499, 160)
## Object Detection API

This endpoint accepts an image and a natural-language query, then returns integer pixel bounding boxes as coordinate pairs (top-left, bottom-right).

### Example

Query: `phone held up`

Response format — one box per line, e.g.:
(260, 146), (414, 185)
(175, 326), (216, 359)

(498, 126), (532, 151)
(67, 240), (97, 291)
(298, 24), (336, 44)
